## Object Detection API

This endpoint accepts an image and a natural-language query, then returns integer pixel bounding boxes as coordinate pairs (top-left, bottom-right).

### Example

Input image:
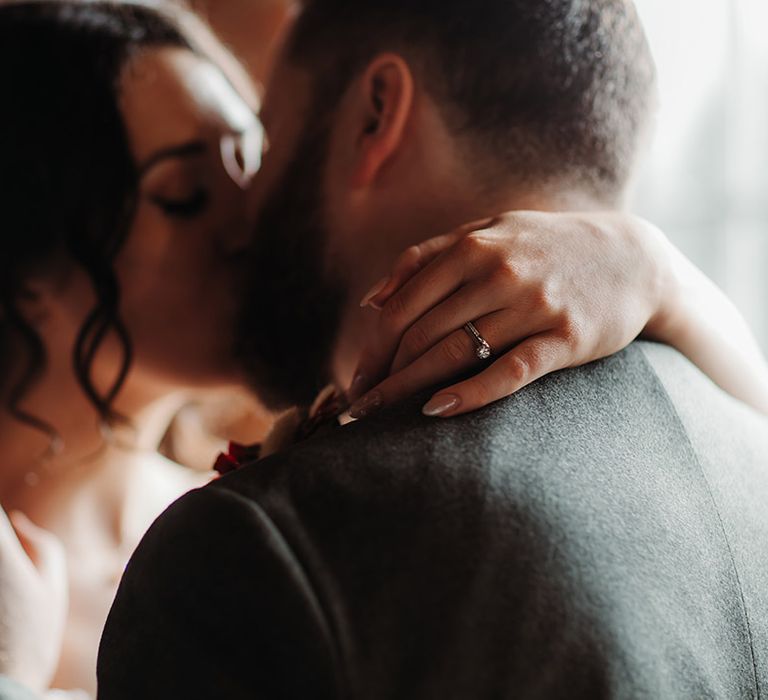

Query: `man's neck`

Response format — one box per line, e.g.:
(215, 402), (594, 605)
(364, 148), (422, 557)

(332, 186), (605, 388)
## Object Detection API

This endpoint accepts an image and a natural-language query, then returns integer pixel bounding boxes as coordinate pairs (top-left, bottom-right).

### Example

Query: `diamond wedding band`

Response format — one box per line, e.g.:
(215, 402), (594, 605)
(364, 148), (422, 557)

(463, 321), (492, 360)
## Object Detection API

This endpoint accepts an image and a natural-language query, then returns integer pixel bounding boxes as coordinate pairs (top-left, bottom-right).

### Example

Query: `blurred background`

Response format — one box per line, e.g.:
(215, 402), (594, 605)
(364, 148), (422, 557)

(630, 0), (768, 352)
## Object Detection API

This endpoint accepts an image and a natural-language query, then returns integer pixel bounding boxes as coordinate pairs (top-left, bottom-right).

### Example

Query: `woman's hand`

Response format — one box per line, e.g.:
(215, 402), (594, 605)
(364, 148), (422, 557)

(348, 211), (666, 418)
(0, 509), (68, 694)
(348, 210), (768, 419)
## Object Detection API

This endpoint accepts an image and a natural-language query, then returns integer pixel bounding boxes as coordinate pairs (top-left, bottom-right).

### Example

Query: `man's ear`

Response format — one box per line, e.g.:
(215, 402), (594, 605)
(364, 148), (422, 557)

(350, 54), (414, 188)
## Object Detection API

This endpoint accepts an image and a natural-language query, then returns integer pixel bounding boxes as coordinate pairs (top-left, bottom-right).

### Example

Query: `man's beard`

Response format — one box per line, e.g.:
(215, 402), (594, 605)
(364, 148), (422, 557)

(233, 119), (347, 410)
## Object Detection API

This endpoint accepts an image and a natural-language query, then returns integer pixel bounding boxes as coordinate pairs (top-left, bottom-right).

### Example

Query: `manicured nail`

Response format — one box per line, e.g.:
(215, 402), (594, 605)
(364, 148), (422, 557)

(348, 372), (369, 402)
(360, 276), (390, 308)
(422, 394), (461, 417)
(349, 391), (383, 419)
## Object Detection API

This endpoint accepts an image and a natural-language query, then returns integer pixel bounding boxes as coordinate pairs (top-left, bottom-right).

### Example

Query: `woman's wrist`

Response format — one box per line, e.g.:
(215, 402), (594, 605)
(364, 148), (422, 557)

(633, 218), (768, 415)
(632, 217), (685, 345)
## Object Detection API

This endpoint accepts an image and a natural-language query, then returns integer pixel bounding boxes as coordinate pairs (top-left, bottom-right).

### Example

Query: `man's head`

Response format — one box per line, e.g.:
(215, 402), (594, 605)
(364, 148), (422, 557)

(235, 0), (656, 407)
(289, 0), (655, 201)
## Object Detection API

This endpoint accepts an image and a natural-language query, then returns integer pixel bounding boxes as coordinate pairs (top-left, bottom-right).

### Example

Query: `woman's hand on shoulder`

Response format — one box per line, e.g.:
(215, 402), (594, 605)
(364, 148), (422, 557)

(0, 509), (68, 694)
(348, 211), (670, 418)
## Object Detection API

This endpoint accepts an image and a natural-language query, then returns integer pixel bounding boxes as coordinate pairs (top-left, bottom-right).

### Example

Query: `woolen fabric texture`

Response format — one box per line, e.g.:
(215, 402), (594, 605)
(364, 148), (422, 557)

(96, 342), (768, 699)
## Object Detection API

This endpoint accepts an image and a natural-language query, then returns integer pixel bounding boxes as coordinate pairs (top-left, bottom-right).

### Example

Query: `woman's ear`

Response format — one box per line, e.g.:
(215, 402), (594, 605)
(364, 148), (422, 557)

(350, 53), (415, 188)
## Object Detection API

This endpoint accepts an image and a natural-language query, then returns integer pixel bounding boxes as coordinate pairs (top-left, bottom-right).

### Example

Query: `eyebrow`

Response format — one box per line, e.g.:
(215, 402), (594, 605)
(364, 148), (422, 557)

(137, 140), (208, 178)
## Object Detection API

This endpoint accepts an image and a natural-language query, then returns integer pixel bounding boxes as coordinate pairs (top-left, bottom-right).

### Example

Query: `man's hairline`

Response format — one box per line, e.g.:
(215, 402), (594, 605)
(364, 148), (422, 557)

(286, 49), (630, 211)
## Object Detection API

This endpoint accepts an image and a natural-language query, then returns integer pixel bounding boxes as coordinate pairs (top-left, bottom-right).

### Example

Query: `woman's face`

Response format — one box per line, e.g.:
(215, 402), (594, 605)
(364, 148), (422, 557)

(114, 46), (263, 390)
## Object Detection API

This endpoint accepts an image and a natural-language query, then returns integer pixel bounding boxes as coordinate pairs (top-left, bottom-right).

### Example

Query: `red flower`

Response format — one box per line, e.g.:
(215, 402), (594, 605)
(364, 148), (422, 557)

(213, 441), (262, 477)
(211, 385), (348, 476)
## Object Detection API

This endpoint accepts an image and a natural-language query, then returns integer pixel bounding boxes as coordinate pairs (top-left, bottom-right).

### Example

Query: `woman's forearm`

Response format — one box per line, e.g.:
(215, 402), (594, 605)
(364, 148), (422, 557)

(643, 224), (768, 416)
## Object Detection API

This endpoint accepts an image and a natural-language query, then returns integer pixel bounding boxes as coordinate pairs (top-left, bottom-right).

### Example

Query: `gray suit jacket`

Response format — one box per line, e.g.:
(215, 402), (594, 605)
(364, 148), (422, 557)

(97, 343), (768, 699)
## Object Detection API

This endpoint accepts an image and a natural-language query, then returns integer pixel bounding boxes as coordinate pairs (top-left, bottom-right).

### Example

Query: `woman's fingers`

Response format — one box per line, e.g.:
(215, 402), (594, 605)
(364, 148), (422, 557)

(422, 333), (576, 417)
(388, 281), (510, 374)
(359, 218), (496, 310)
(349, 211), (681, 420)
(351, 221), (499, 402)
(349, 311), (534, 418)
(351, 256), (467, 400)
(0, 508), (28, 566)
(0, 509), (68, 690)
(350, 236), (499, 401)
(359, 231), (462, 310)
(8, 511), (66, 583)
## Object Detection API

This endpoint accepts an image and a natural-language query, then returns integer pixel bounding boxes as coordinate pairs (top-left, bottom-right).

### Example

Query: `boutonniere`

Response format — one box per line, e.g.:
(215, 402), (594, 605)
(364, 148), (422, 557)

(213, 385), (349, 476)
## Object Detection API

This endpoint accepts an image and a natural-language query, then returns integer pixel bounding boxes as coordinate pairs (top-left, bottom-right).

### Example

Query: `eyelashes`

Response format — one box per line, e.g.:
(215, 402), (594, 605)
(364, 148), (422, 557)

(151, 189), (210, 220)
(145, 122), (266, 219)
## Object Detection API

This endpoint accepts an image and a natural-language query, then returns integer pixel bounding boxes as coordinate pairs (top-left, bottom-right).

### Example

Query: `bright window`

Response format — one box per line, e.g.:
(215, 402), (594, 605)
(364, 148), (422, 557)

(631, 0), (768, 350)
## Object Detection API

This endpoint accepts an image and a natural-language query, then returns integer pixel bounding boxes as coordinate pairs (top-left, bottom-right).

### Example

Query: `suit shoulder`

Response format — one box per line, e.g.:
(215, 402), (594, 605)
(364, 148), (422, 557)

(214, 343), (671, 544)
(202, 345), (757, 697)
(99, 486), (343, 699)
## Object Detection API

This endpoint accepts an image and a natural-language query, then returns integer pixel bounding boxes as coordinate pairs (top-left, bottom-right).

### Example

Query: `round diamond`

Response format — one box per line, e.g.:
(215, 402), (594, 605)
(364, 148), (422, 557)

(477, 342), (492, 360)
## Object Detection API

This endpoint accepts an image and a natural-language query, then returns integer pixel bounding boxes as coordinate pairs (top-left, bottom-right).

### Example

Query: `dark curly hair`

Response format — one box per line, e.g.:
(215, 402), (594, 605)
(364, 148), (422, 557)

(0, 1), (200, 440)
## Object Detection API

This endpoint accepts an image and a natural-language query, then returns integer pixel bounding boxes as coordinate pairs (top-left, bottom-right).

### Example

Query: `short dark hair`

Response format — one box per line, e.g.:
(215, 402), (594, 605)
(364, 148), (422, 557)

(288, 0), (656, 203)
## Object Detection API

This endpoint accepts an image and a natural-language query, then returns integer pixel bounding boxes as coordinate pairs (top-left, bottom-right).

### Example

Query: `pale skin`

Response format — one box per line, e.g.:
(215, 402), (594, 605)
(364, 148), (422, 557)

(2, 38), (768, 700)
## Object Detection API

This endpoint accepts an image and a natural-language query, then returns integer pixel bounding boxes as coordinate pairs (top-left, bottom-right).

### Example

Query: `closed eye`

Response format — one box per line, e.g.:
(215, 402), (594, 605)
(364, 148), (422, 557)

(151, 189), (210, 220)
